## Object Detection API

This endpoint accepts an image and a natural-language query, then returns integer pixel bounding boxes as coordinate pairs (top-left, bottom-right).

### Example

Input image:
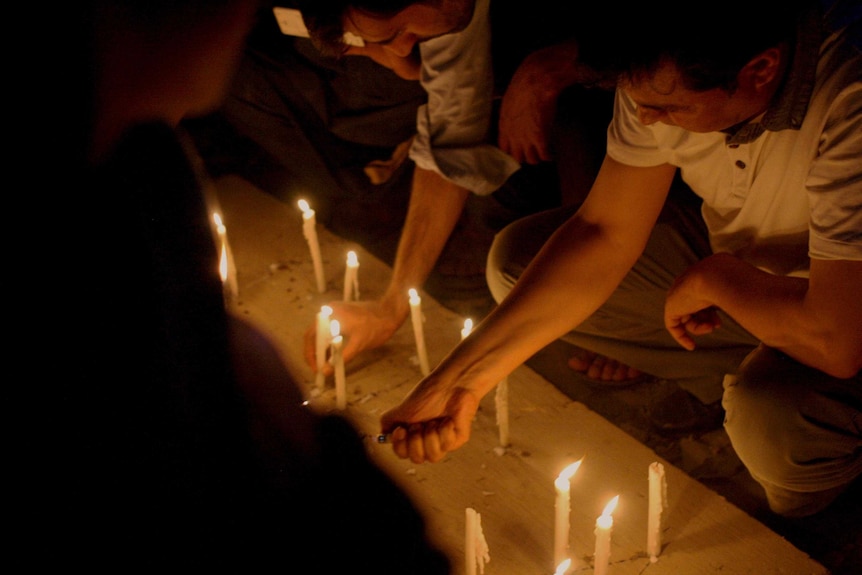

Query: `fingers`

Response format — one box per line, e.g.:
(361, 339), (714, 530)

(499, 137), (547, 166)
(387, 419), (461, 464)
(389, 425), (409, 459)
(670, 326), (696, 350)
(666, 302), (723, 351)
(688, 308), (722, 334)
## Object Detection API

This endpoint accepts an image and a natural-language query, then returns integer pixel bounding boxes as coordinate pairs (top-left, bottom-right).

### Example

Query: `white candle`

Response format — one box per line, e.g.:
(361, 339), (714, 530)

(330, 320), (346, 409)
(495, 377), (510, 447)
(297, 199), (325, 293)
(465, 507), (477, 575)
(315, 305), (332, 390)
(213, 212), (238, 303)
(408, 288), (430, 376)
(647, 462), (667, 561)
(343, 250), (360, 302)
(465, 507), (490, 575)
(554, 459), (583, 568)
(594, 495), (619, 575)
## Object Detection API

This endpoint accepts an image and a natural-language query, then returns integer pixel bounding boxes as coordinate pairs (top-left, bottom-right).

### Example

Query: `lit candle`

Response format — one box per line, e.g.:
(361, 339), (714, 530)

(213, 212), (238, 303)
(315, 305), (332, 390)
(343, 250), (360, 302)
(593, 495), (619, 575)
(330, 320), (346, 409)
(461, 317), (473, 340)
(297, 199), (325, 293)
(554, 558), (572, 575)
(408, 288), (430, 376)
(465, 507), (490, 575)
(554, 459), (584, 568)
(647, 462), (667, 562)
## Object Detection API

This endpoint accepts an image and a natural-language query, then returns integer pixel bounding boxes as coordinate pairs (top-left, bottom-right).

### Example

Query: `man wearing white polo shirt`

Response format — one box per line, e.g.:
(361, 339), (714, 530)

(381, 0), (861, 518)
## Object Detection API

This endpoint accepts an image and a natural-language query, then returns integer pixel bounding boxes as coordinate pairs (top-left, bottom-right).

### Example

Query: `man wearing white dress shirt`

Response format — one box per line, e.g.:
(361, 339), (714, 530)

(287, 0), (613, 376)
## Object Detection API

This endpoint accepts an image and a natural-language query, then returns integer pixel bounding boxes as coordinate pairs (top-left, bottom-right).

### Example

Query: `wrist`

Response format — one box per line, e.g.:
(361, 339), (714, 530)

(380, 287), (411, 325)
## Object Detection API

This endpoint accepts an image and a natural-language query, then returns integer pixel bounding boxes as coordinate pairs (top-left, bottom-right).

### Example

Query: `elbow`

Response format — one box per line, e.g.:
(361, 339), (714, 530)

(827, 356), (862, 380)
(790, 324), (862, 379)
(824, 363), (861, 381)
(818, 339), (862, 380)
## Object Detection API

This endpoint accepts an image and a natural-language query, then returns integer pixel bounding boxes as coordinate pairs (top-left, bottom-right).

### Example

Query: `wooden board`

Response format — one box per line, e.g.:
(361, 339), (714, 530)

(214, 175), (827, 575)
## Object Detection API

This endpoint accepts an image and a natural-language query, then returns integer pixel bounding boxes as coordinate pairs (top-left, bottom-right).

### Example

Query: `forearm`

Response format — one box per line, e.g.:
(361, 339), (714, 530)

(682, 254), (862, 377)
(381, 166), (470, 319)
(428, 158), (676, 399)
(450, 220), (642, 398)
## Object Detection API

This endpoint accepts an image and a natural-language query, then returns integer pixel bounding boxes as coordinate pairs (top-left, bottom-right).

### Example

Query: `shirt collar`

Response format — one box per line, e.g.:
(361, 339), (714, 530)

(725, 7), (822, 145)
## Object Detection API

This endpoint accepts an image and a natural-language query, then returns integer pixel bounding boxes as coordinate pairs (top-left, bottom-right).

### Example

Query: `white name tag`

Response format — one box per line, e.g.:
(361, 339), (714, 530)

(272, 7), (365, 46)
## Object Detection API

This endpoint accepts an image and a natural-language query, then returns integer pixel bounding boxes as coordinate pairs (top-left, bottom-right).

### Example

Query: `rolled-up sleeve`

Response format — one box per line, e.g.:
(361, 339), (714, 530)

(606, 90), (672, 167)
(409, 0), (520, 195)
(807, 82), (862, 261)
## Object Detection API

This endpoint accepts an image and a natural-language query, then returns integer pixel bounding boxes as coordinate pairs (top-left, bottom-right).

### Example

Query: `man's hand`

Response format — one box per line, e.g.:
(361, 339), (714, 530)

(380, 378), (481, 464)
(303, 299), (406, 375)
(664, 258), (724, 350)
(497, 41), (583, 165)
(497, 56), (558, 164)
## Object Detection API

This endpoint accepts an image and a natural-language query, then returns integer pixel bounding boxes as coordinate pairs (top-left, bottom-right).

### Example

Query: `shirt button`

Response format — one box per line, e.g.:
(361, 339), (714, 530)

(735, 159), (746, 169)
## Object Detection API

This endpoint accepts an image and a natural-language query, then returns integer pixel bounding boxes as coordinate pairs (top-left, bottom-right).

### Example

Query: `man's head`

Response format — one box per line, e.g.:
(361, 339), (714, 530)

(295, 0), (475, 79)
(574, 0), (811, 132)
(86, 0), (260, 161)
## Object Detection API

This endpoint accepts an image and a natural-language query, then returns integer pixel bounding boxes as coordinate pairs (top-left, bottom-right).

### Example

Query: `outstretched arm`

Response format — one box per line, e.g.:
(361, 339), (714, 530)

(381, 157), (677, 462)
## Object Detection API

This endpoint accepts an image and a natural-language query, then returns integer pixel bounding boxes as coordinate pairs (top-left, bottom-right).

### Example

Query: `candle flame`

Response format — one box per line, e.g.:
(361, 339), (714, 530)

(461, 318), (473, 339)
(555, 558), (572, 575)
(346, 250), (359, 266)
(601, 495), (620, 518)
(408, 288), (420, 305)
(555, 458), (584, 490)
(330, 319), (341, 338)
(320, 305), (333, 318)
(297, 198), (310, 213)
(219, 244), (228, 283)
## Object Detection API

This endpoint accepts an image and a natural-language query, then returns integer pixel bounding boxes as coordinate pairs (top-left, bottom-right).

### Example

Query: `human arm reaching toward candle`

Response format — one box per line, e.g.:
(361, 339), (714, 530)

(302, 0), (530, 375)
(380, 158), (677, 463)
(304, 167), (469, 375)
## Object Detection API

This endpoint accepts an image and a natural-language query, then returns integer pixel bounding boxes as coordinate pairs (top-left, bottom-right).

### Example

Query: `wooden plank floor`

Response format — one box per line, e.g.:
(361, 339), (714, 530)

(214, 175), (827, 575)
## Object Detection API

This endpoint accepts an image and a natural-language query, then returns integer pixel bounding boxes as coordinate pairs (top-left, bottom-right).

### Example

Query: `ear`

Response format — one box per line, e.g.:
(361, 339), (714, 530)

(738, 46), (785, 92)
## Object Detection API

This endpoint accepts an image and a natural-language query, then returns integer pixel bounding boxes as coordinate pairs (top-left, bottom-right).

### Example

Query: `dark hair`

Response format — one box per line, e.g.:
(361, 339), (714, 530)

(294, 0), (426, 55)
(573, 0), (813, 92)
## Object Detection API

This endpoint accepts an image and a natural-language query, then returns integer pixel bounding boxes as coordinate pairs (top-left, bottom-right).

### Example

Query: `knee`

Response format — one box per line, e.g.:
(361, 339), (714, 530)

(723, 346), (862, 516)
(723, 351), (794, 476)
(485, 223), (521, 304)
(485, 206), (577, 304)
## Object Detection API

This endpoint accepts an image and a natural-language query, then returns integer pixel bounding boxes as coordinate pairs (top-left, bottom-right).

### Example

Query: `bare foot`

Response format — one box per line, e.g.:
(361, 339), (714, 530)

(567, 349), (643, 383)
